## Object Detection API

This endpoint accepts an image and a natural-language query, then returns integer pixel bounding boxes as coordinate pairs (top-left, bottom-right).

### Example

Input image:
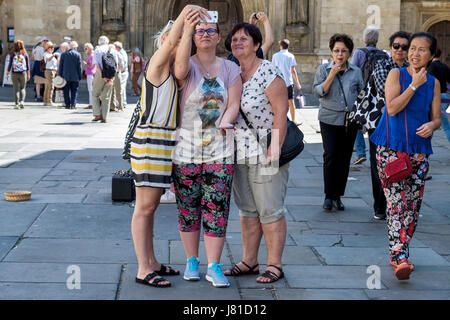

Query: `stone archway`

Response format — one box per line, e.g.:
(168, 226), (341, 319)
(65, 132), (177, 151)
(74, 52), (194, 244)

(426, 20), (450, 66)
(171, 0), (243, 56)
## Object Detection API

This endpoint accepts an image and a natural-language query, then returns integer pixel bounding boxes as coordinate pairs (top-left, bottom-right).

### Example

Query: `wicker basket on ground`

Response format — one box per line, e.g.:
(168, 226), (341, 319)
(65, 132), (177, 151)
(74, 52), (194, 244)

(4, 191), (32, 202)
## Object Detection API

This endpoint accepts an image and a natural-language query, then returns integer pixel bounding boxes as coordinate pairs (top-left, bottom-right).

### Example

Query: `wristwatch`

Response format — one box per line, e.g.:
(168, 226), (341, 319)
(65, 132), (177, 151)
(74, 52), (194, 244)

(409, 84), (417, 92)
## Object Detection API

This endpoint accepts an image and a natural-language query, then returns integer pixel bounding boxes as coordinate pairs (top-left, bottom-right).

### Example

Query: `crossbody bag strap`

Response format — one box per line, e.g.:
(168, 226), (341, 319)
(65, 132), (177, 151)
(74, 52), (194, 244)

(336, 74), (349, 110)
(386, 69), (409, 153)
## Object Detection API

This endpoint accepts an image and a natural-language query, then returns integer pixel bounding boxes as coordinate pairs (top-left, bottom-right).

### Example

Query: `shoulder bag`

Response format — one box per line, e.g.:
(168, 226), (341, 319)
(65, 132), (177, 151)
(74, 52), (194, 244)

(381, 71), (412, 188)
(239, 109), (304, 167)
(122, 100), (142, 162)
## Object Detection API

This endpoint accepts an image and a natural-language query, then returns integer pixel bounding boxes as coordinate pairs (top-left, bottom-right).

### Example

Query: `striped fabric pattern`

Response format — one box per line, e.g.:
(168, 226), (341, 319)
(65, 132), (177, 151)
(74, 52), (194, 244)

(130, 73), (178, 188)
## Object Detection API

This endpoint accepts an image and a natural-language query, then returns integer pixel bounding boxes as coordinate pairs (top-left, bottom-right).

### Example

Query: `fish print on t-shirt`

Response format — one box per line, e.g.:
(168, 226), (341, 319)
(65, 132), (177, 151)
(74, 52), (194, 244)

(197, 77), (224, 146)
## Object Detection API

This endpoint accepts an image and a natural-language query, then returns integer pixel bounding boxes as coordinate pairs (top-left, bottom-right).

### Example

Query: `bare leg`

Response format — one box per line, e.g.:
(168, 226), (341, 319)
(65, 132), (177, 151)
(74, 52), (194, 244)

(257, 217), (287, 282)
(179, 230), (201, 259)
(132, 186), (171, 285)
(224, 217), (262, 275)
(204, 235), (225, 264)
(288, 99), (297, 124)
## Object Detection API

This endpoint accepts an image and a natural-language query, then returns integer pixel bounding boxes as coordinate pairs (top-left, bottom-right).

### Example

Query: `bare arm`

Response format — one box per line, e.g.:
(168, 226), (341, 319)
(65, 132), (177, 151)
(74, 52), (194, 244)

(291, 66), (301, 90)
(256, 13), (274, 57)
(385, 68), (428, 116)
(416, 79), (441, 138)
(265, 76), (289, 162)
(219, 76), (243, 128)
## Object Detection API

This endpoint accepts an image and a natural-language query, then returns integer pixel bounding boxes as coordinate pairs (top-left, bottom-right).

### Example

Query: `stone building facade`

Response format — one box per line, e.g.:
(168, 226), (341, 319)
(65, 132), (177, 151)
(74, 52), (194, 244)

(1, 0), (449, 90)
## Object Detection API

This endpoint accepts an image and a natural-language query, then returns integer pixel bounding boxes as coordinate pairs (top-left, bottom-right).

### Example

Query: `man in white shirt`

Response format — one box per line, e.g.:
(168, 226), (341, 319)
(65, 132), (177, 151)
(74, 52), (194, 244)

(117, 42), (129, 108)
(109, 41), (128, 111)
(271, 39), (302, 125)
(92, 35), (118, 122)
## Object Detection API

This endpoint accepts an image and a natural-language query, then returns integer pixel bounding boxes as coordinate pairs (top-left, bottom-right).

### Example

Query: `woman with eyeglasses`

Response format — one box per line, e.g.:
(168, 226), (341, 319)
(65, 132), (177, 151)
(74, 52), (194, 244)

(173, 13), (242, 288)
(130, 5), (209, 289)
(313, 34), (364, 211)
(370, 32), (441, 280)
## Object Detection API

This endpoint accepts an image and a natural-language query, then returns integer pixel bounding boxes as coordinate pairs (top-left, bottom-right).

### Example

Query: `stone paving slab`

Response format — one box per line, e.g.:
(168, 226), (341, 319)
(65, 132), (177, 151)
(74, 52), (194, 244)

(314, 247), (449, 267)
(240, 288), (275, 300)
(377, 266), (450, 291)
(118, 264), (241, 300)
(365, 289), (450, 300)
(276, 288), (369, 300)
(169, 241), (232, 266)
(4, 239), (147, 264)
(0, 237), (18, 261)
(0, 283), (117, 300)
(308, 221), (388, 235)
(282, 265), (387, 289)
(0, 203), (45, 236)
(0, 262), (122, 284)
(24, 204), (133, 239)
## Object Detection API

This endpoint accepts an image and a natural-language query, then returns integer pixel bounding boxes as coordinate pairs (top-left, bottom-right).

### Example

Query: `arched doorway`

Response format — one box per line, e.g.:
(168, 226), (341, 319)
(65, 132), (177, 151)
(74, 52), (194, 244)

(172, 0), (243, 56)
(428, 20), (450, 66)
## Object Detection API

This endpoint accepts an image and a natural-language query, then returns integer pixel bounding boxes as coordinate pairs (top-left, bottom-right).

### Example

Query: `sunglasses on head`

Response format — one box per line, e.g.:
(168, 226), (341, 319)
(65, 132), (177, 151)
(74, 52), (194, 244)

(392, 43), (409, 51)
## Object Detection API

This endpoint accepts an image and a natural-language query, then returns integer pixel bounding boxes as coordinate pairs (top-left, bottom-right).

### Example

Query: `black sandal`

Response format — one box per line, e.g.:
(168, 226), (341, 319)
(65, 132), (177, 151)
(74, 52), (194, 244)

(156, 264), (180, 276)
(256, 265), (284, 283)
(227, 261), (259, 276)
(135, 272), (171, 288)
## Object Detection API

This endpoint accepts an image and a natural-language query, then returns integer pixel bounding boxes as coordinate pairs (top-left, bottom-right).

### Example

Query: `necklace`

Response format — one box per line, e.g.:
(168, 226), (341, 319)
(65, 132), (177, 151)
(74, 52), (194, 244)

(196, 56), (216, 79)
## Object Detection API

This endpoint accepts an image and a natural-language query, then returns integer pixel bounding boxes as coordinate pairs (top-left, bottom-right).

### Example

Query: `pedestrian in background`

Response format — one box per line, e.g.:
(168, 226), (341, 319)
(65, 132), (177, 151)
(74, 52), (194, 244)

(31, 36), (48, 102)
(352, 31), (411, 220)
(115, 41), (129, 108)
(109, 43), (125, 112)
(313, 33), (364, 211)
(83, 43), (96, 109)
(58, 41), (83, 109)
(43, 41), (59, 106)
(6, 40), (30, 109)
(427, 47), (450, 143)
(130, 48), (145, 96)
(351, 26), (387, 165)
(370, 32), (441, 281)
(272, 38), (303, 125)
(92, 35), (118, 123)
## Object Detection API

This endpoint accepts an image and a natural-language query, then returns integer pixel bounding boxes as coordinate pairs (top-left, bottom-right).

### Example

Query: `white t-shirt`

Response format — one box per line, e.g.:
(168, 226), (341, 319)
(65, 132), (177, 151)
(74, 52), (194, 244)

(43, 52), (58, 70)
(271, 49), (296, 86)
(33, 46), (45, 61)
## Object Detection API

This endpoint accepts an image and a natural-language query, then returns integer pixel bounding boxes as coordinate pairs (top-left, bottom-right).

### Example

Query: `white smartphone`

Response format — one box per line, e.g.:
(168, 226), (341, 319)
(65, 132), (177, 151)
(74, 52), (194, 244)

(202, 10), (218, 23)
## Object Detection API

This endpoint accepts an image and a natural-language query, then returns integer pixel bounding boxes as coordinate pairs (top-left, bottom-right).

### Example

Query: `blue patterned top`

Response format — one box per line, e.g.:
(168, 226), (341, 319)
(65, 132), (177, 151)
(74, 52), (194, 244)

(370, 67), (435, 155)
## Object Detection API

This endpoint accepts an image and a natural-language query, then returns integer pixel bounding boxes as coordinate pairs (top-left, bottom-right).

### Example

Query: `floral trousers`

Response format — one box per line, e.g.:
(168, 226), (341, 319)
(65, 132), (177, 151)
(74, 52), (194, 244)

(376, 145), (429, 263)
(172, 162), (234, 238)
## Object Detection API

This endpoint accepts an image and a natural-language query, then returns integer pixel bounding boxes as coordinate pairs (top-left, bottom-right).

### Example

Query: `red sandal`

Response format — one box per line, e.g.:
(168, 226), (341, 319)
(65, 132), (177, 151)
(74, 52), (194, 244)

(394, 260), (412, 280)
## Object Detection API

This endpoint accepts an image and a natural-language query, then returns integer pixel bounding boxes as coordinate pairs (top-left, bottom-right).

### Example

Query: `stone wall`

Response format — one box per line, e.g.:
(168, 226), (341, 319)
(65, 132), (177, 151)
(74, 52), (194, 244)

(0, 0), (15, 82)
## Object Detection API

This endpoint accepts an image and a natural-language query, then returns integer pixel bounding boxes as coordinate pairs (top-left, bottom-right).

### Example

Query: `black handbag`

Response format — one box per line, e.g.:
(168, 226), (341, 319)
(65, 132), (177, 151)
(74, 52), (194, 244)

(239, 109), (304, 167)
(122, 100), (142, 162)
(112, 169), (135, 202)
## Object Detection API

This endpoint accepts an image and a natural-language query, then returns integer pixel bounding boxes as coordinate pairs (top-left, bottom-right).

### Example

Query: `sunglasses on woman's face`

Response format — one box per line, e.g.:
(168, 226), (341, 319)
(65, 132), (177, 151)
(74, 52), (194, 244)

(392, 43), (409, 51)
(195, 28), (218, 36)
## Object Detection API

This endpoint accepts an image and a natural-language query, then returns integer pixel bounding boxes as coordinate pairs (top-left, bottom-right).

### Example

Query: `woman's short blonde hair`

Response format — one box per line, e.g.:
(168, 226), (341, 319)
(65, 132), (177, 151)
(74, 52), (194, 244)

(154, 20), (174, 49)
(84, 43), (94, 50)
(45, 41), (55, 50)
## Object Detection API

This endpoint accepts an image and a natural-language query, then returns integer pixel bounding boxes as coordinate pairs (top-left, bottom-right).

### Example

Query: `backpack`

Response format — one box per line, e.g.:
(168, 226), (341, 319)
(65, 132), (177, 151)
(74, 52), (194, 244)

(12, 53), (27, 73)
(360, 48), (388, 85)
(101, 48), (117, 79)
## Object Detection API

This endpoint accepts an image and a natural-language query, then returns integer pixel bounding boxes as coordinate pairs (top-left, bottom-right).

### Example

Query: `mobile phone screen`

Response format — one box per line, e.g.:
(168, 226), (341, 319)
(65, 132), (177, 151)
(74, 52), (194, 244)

(204, 10), (218, 23)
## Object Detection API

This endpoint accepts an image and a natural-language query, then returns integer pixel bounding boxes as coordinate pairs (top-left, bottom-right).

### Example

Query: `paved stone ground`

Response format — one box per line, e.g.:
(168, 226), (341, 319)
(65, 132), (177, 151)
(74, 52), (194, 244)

(0, 83), (449, 300)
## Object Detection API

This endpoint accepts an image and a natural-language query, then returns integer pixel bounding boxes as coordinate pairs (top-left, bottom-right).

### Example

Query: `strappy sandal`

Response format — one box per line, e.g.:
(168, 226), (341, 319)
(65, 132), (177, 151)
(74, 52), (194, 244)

(226, 261), (259, 276)
(156, 264), (180, 276)
(394, 261), (412, 280)
(135, 272), (171, 288)
(256, 265), (284, 283)
(390, 260), (415, 272)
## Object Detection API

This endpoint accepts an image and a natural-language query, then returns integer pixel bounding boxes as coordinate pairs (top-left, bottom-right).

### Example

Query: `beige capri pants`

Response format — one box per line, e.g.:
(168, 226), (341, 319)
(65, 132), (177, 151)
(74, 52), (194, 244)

(232, 162), (289, 224)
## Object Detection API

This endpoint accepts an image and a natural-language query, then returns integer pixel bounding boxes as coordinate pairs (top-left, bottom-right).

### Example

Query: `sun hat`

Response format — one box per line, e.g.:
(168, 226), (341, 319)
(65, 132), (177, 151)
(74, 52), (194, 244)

(53, 76), (67, 88)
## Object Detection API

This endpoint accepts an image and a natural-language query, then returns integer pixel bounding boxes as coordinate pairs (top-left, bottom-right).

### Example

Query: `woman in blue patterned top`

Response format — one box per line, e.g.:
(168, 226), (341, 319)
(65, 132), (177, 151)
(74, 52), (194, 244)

(370, 32), (441, 281)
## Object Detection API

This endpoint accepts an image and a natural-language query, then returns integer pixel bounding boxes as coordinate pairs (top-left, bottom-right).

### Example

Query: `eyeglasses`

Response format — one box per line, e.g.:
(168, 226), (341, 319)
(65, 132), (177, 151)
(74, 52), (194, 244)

(392, 43), (409, 51)
(195, 28), (218, 36)
(332, 49), (349, 54)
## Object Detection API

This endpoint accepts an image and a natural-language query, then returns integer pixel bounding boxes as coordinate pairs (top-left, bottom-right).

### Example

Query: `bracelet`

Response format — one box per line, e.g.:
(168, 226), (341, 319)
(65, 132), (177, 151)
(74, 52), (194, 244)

(409, 84), (417, 92)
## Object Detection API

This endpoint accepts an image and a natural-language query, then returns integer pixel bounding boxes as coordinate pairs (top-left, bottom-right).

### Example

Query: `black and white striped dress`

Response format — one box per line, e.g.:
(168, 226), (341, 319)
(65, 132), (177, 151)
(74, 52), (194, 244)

(130, 72), (178, 188)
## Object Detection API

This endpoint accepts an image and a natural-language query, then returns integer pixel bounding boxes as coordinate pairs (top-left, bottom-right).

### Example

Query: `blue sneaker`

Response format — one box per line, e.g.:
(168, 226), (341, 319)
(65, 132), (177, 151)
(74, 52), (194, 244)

(183, 256), (200, 281)
(206, 262), (230, 288)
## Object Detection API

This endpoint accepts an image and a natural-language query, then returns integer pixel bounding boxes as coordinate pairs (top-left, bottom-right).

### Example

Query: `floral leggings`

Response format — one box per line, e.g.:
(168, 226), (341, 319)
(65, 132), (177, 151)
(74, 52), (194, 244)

(376, 145), (429, 263)
(173, 162), (234, 238)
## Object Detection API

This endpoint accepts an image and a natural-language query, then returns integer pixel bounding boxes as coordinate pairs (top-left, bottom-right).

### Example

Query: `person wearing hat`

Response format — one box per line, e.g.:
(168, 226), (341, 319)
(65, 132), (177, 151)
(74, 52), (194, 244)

(31, 36), (48, 102)
(58, 41), (83, 109)
(43, 41), (59, 106)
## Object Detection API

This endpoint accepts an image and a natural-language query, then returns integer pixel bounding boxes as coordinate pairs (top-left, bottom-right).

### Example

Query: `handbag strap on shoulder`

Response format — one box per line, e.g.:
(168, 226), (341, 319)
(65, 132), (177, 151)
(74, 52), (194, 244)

(386, 69), (409, 153)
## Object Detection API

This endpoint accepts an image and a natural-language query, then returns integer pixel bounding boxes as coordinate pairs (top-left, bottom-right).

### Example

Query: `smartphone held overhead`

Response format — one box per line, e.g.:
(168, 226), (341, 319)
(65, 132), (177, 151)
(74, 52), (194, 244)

(201, 10), (218, 23)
